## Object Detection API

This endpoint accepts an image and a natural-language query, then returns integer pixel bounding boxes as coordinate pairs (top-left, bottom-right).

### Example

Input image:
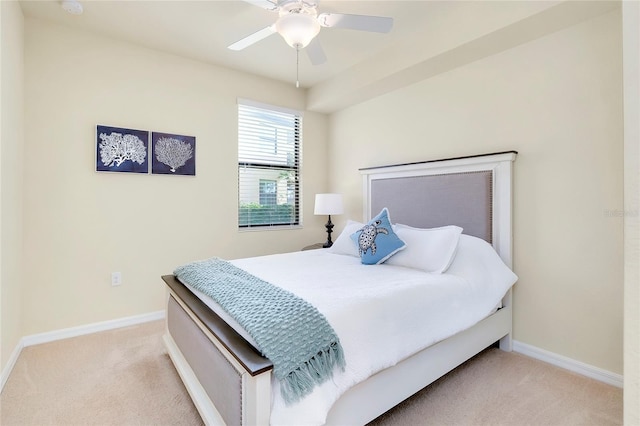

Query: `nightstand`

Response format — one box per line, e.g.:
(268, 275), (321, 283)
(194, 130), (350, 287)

(302, 243), (325, 251)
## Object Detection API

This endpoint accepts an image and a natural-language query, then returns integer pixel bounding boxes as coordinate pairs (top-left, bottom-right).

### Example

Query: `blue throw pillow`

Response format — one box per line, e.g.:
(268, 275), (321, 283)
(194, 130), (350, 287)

(350, 208), (406, 265)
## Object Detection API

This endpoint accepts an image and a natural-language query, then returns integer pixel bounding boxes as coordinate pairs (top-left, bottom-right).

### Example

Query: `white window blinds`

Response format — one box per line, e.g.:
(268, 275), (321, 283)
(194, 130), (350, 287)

(238, 100), (302, 228)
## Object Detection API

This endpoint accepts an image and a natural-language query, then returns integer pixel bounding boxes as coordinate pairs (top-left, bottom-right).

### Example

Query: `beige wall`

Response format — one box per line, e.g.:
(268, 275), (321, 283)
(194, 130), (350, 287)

(21, 18), (328, 335)
(329, 9), (623, 374)
(623, 1), (640, 422)
(0, 1), (24, 375)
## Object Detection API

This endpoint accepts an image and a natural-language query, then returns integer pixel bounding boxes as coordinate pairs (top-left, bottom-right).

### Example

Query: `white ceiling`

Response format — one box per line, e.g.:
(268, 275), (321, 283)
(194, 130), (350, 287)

(19, 0), (619, 112)
(20, 0), (447, 87)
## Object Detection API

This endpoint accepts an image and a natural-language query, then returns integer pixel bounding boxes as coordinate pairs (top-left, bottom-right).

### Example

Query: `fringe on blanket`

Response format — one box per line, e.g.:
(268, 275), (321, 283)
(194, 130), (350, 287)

(280, 342), (346, 404)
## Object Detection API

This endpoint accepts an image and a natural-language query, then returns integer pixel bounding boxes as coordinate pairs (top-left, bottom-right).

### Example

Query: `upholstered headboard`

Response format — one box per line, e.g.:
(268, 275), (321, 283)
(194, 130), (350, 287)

(361, 151), (517, 268)
(369, 171), (493, 243)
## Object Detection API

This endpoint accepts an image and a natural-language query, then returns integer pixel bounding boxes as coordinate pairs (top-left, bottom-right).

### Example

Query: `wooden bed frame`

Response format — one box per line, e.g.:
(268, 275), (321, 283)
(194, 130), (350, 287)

(162, 151), (517, 425)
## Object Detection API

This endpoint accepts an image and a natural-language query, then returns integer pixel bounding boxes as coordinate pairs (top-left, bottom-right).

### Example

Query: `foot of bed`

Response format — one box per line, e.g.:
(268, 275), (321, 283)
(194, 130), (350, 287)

(499, 333), (513, 352)
(498, 289), (513, 352)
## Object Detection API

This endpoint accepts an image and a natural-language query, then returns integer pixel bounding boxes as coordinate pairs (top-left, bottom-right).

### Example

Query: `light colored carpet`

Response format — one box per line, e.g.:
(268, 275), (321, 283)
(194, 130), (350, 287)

(369, 346), (622, 426)
(0, 320), (622, 426)
(1, 321), (202, 426)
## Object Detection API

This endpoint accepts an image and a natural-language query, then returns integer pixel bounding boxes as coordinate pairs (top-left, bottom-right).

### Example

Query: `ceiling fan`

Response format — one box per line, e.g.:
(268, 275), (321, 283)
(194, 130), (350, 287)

(228, 0), (394, 67)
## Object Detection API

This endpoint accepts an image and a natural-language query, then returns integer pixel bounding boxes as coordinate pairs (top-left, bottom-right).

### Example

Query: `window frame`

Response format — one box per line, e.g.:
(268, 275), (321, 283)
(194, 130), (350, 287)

(237, 99), (303, 230)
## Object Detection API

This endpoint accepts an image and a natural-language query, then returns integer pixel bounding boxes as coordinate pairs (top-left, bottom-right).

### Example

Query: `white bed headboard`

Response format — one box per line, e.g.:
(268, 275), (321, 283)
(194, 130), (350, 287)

(360, 151), (517, 268)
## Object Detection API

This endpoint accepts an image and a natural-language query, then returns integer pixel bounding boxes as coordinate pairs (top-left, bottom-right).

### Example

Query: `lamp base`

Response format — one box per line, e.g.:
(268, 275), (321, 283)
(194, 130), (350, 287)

(323, 215), (334, 248)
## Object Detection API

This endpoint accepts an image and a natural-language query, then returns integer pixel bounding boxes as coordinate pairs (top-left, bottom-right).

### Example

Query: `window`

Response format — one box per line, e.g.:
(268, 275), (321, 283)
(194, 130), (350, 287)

(259, 180), (277, 206)
(238, 99), (301, 228)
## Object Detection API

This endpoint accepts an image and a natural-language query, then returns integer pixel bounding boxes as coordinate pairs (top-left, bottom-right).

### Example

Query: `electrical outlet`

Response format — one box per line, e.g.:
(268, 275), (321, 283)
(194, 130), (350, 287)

(111, 272), (122, 286)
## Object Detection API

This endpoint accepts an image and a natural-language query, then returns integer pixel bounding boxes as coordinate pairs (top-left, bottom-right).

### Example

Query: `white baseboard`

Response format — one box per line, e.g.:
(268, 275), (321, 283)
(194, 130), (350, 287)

(1, 339), (24, 392)
(513, 340), (623, 388)
(21, 310), (165, 347)
(1, 310), (165, 394)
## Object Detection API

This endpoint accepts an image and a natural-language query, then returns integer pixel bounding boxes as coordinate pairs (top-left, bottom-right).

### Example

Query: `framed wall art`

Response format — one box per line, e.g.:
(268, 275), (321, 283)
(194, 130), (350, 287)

(96, 125), (149, 173)
(151, 132), (196, 176)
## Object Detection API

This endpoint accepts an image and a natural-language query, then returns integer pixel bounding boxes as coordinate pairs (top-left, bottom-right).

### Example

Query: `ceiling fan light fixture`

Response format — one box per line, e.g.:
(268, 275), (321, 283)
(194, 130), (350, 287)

(61, 0), (83, 15)
(275, 12), (320, 49)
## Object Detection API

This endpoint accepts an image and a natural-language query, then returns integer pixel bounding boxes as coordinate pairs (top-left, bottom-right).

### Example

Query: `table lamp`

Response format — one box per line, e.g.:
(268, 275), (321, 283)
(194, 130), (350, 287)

(314, 193), (344, 248)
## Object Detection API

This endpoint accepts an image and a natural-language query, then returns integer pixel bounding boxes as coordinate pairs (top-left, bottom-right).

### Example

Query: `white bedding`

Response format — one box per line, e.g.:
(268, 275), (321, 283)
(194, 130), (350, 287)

(184, 234), (517, 425)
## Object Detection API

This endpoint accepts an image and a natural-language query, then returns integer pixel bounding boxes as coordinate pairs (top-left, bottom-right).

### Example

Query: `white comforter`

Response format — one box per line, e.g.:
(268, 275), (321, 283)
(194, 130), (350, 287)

(187, 235), (517, 425)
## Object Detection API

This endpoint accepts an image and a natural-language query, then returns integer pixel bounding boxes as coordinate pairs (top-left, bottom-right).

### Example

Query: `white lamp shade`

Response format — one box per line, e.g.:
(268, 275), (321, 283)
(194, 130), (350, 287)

(276, 13), (321, 48)
(314, 193), (344, 215)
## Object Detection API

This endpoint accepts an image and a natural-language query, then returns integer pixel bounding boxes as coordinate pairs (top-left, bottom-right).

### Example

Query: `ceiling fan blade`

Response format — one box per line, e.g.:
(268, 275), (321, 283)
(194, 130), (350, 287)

(228, 25), (277, 51)
(306, 38), (327, 65)
(241, 0), (278, 11)
(317, 13), (393, 33)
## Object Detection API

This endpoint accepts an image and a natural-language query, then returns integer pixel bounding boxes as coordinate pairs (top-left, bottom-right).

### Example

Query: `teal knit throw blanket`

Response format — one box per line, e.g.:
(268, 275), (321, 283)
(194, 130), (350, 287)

(174, 257), (345, 404)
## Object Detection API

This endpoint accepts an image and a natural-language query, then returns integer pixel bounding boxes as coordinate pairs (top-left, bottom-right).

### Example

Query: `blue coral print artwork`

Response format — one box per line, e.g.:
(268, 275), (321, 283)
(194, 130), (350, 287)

(96, 125), (149, 173)
(151, 132), (196, 176)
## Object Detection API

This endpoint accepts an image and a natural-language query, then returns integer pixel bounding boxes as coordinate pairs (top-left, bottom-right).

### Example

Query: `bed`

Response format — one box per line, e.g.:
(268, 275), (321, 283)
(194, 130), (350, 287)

(162, 150), (518, 425)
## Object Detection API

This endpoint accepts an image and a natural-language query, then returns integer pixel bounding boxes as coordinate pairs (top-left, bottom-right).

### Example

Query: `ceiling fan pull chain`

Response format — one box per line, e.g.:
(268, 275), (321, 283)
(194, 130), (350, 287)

(296, 46), (300, 88)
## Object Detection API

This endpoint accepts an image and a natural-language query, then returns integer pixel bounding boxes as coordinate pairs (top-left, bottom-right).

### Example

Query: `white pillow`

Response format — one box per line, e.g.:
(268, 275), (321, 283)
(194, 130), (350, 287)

(445, 234), (518, 289)
(326, 220), (363, 257)
(385, 224), (463, 273)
